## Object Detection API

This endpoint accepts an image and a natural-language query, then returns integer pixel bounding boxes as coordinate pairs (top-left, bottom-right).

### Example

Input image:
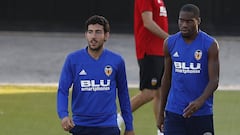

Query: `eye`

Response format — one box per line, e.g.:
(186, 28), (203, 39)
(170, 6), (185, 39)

(95, 30), (104, 34)
(87, 30), (93, 34)
(179, 18), (194, 24)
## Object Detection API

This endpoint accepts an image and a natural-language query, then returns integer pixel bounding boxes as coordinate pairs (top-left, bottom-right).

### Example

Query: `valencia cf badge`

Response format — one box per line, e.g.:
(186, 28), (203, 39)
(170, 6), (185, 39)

(194, 50), (202, 60)
(105, 65), (112, 76)
(151, 78), (158, 86)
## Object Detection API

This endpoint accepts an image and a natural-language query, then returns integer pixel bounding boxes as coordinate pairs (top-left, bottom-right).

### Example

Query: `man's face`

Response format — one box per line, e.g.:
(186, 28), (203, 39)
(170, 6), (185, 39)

(178, 11), (200, 38)
(85, 24), (109, 51)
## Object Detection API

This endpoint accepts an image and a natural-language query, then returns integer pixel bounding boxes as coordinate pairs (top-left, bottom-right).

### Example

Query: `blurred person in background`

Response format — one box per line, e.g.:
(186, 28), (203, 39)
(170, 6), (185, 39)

(118, 0), (168, 135)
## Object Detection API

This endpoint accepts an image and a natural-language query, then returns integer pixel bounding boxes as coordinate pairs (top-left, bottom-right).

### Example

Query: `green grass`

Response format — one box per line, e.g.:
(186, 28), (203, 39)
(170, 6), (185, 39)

(0, 85), (239, 135)
(214, 91), (240, 135)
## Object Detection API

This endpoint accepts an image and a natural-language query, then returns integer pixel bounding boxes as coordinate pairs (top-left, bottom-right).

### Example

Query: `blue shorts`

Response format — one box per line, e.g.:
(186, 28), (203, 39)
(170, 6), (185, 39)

(70, 126), (120, 135)
(164, 111), (214, 135)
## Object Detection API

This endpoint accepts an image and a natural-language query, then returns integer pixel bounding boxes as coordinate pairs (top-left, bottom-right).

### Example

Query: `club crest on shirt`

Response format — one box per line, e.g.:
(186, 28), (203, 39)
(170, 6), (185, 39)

(151, 78), (158, 86)
(194, 50), (202, 60)
(104, 65), (112, 76)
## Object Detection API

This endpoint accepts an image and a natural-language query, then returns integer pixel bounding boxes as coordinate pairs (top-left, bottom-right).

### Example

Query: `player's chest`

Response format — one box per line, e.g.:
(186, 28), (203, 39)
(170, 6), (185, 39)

(74, 62), (116, 80)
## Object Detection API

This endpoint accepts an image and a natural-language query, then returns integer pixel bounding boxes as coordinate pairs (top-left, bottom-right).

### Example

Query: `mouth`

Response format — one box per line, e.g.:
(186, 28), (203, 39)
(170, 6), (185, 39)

(90, 40), (97, 45)
(180, 29), (188, 33)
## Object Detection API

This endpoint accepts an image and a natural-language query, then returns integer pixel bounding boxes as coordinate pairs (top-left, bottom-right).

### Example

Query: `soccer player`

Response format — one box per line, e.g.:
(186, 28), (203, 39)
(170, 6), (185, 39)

(57, 15), (135, 135)
(118, 0), (169, 135)
(157, 4), (220, 135)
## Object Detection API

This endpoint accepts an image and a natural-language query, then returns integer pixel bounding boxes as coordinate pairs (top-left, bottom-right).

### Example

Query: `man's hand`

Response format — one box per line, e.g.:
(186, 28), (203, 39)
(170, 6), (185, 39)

(183, 98), (204, 118)
(61, 116), (75, 131)
(157, 111), (164, 133)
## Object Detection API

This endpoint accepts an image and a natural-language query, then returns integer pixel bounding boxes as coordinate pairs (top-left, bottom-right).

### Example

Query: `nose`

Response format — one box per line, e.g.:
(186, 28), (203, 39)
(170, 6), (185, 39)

(181, 21), (188, 27)
(89, 32), (97, 39)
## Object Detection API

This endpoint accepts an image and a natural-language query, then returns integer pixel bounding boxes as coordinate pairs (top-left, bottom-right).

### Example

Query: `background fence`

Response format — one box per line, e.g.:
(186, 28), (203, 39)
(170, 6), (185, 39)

(0, 0), (239, 35)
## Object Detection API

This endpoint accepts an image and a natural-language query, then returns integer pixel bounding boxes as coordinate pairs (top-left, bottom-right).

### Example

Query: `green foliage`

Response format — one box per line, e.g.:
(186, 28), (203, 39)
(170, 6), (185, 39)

(0, 85), (239, 135)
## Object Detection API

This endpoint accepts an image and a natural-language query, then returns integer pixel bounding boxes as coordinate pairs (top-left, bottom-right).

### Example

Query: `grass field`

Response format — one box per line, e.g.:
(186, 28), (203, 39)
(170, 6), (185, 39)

(0, 85), (239, 135)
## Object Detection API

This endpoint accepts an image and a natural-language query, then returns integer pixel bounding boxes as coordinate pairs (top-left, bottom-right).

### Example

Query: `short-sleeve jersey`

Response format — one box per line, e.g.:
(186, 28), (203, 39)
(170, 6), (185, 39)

(166, 31), (215, 116)
(134, 0), (168, 59)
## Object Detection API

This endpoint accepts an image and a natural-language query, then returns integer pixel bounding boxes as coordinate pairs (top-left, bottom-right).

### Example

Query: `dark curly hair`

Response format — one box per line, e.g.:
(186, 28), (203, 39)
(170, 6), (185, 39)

(180, 4), (200, 19)
(85, 15), (110, 33)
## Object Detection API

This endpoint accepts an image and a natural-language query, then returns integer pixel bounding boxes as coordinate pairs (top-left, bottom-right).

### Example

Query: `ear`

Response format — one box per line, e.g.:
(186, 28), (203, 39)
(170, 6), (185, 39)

(198, 17), (201, 25)
(104, 32), (110, 42)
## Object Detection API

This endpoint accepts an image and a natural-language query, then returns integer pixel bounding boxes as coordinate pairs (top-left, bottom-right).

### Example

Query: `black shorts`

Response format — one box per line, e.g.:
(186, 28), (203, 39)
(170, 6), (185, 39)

(138, 55), (164, 90)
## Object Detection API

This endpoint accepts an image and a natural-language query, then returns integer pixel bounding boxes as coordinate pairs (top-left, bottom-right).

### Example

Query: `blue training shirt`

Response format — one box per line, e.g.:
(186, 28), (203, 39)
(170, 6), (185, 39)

(166, 31), (215, 116)
(57, 47), (133, 131)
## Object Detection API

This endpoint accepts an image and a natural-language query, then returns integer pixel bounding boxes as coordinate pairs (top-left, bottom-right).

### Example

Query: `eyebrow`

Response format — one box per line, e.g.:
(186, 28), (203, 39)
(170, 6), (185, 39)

(178, 18), (195, 21)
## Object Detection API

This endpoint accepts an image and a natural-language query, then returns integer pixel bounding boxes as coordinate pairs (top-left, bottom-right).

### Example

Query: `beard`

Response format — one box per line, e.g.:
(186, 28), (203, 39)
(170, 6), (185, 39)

(181, 34), (190, 38)
(88, 40), (104, 51)
(89, 45), (103, 51)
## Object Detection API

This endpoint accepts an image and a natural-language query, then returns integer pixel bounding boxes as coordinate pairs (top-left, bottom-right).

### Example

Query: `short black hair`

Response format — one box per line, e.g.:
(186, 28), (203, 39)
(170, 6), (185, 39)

(180, 4), (200, 18)
(85, 15), (110, 33)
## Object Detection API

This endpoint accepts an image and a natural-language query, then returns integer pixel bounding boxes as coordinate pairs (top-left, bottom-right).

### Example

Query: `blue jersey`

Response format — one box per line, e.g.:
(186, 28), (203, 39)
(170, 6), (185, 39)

(57, 47), (133, 130)
(166, 31), (215, 116)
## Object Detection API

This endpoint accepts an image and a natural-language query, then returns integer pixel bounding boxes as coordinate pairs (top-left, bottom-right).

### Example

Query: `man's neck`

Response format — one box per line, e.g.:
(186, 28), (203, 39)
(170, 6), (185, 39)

(87, 48), (104, 60)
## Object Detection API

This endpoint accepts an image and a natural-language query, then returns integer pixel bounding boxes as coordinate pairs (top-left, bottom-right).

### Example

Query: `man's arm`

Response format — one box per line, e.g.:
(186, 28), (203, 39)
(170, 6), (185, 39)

(57, 55), (75, 131)
(202, 40), (220, 102)
(183, 40), (220, 118)
(142, 11), (168, 39)
(157, 38), (172, 132)
(117, 58), (134, 133)
(57, 56), (73, 119)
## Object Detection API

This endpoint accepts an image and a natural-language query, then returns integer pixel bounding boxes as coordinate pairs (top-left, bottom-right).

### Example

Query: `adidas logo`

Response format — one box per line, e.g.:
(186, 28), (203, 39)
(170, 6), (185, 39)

(173, 52), (179, 57)
(79, 69), (87, 75)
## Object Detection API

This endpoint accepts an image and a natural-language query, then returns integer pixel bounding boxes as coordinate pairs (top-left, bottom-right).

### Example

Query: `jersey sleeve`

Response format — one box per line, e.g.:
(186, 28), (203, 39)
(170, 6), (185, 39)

(57, 55), (73, 119)
(116, 58), (134, 131)
(138, 0), (153, 13)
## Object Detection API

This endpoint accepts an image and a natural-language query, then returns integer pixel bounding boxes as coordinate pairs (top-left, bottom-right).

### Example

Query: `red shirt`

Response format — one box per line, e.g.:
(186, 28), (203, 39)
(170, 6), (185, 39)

(134, 0), (168, 59)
